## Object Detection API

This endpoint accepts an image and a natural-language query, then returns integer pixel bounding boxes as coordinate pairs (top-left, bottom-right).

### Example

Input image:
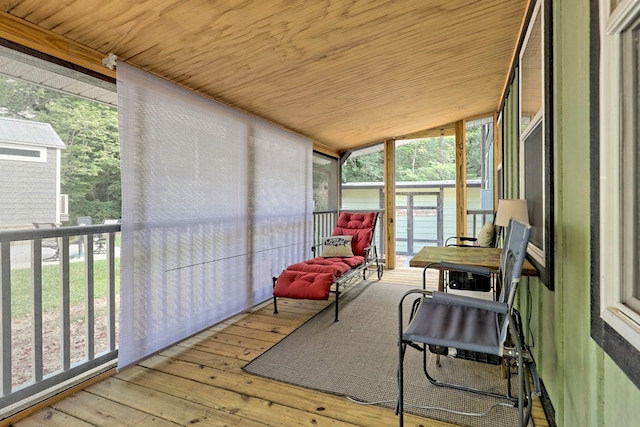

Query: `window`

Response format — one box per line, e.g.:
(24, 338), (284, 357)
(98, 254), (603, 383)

(313, 152), (339, 212)
(600, 0), (640, 348)
(466, 116), (495, 216)
(0, 142), (46, 162)
(0, 41), (119, 226)
(518, 0), (554, 289)
(620, 11), (640, 316)
(594, 0), (640, 386)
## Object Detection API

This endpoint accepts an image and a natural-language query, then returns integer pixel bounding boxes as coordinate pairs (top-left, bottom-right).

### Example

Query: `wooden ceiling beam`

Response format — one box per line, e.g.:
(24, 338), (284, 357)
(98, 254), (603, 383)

(394, 123), (457, 139)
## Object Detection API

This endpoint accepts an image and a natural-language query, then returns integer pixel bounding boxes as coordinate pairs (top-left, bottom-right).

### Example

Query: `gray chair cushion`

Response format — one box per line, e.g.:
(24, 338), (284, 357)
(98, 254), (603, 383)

(403, 296), (504, 355)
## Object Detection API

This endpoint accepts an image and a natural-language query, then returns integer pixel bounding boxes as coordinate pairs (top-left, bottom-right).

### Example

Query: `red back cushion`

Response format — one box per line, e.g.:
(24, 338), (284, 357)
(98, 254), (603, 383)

(332, 212), (378, 256)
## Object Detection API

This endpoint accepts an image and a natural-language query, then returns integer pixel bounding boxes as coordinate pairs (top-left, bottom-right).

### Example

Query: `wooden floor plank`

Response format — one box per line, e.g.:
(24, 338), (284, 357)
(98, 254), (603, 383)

(138, 352), (450, 427)
(254, 305), (319, 319)
(51, 391), (181, 427)
(116, 365), (360, 427)
(10, 408), (95, 427)
(271, 298), (332, 313)
(231, 316), (300, 335)
(195, 330), (274, 351)
(243, 312), (311, 327)
(86, 377), (269, 427)
(175, 336), (263, 361)
(213, 324), (291, 343)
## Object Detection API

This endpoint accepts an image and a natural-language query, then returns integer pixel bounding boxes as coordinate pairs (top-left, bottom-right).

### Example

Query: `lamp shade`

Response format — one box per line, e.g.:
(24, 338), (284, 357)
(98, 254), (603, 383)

(495, 199), (529, 227)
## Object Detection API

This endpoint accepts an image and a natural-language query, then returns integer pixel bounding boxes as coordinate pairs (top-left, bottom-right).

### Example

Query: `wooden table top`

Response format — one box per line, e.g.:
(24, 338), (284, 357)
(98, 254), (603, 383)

(409, 246), (538, 276)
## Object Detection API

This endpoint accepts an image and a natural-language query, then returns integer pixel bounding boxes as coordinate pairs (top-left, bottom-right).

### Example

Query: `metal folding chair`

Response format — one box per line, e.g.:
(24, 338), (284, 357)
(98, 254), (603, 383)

(397, 218), (540, 427)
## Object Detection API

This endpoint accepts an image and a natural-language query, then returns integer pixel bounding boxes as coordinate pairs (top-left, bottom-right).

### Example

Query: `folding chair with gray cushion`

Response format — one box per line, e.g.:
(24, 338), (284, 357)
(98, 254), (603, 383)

(397, 218), (540, 427)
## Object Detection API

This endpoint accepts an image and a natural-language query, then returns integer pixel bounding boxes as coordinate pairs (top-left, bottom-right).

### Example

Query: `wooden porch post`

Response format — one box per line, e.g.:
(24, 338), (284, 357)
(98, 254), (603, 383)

(455, 120), (467, 238)
(493, 112), (501, 207)
(384, 139), (396, 270)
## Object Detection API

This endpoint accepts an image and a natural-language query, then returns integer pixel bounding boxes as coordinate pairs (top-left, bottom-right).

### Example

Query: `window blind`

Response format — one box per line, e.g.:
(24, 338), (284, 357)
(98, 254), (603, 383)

(117, 63), (312, 370)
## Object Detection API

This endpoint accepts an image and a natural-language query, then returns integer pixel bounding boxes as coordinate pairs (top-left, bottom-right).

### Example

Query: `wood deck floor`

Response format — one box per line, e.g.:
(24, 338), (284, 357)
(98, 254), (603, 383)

(10, 268), (548, 427)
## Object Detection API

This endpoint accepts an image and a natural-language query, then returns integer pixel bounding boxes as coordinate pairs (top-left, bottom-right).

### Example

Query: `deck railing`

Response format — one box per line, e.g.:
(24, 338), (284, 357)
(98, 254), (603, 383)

(1, 207), (483, 417)
(0, 223), (120, 417)
(466, 209), (494, 237)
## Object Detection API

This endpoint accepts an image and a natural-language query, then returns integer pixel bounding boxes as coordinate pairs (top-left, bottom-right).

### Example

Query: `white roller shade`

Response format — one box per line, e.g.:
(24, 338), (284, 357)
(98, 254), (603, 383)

(117, 63), (312, 370)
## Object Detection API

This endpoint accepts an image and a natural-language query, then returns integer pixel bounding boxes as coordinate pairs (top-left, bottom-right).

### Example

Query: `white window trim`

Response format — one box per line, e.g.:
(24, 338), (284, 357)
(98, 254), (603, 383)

(518, 0), (543, 138)
(599, 0), (640, 352)
(0, 141), (47, 162)
(518, 0), (546, 267)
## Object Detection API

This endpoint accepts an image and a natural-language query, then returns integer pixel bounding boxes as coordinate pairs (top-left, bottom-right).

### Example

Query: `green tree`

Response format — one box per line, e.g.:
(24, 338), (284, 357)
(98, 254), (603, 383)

(40, 96), (120, 223)
(341, 151), (384, 183)
(396, 136), (456, 181)
(465, 126), (482, 179)
(341, 129), (487, 183)
(0, 77), (57, 119)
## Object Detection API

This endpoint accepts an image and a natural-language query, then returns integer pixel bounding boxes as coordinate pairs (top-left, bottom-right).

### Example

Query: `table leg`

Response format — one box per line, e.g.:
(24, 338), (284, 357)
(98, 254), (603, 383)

(435, 269), (444, 367)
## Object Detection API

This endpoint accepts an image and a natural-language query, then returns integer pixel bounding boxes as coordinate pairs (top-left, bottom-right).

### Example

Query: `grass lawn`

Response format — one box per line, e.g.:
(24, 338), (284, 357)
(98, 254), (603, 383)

(10, 258), (121, 319)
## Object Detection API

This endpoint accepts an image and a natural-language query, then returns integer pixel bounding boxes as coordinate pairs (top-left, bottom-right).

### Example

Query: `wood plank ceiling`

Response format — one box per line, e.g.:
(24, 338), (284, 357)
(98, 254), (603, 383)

(0, 0), (528, 156)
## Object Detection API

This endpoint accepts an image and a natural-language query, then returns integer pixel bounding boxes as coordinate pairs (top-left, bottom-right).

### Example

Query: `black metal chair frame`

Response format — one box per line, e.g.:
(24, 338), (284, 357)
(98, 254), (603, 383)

(92, 219), (119, 254)
(32, 222), (60, 261)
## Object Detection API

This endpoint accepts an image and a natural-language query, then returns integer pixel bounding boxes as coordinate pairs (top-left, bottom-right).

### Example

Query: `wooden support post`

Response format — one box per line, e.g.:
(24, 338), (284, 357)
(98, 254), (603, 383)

(384, 139), (396, 270)
(455, 120), (467, 238)
(494, 112), (501, 207)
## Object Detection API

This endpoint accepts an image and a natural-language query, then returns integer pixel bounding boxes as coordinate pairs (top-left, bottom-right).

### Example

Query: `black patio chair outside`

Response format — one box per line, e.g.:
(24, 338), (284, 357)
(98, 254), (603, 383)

(93, 219), (120, 254)
(32, 222), (59, 262)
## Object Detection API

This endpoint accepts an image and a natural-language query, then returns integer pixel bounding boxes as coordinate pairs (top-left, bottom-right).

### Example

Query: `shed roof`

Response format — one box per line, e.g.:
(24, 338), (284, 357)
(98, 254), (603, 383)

(0, 117), (65, 148)
(0, 45), (117, 107)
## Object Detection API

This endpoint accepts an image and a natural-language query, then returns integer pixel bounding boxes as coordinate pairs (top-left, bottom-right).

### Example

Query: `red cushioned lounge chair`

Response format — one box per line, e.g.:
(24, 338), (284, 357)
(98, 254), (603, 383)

(272, 211), (383, 321)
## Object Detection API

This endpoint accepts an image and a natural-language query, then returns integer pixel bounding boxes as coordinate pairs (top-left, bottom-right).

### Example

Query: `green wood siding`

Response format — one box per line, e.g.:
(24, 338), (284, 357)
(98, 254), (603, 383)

(501, 1), (640, 425)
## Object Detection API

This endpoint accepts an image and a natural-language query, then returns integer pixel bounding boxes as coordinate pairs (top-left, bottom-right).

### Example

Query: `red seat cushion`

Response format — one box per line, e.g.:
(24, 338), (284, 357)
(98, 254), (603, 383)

(332, 212), (377, 256)
(286, 256), (364, 276)
(273, 270), (336, 300)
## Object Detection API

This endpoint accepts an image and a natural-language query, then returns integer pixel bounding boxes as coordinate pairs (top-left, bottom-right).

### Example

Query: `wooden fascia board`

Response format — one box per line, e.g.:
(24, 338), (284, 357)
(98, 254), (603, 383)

(393, 112), (497, 141)
(395, 123), (456, 139)
(313, 142), (340, 158)
(0, 12), (115, 79)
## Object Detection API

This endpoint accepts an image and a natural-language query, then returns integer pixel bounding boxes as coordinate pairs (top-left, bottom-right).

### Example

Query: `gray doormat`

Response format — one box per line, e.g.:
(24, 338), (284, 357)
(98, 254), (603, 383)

(243, 282), (531, 427)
